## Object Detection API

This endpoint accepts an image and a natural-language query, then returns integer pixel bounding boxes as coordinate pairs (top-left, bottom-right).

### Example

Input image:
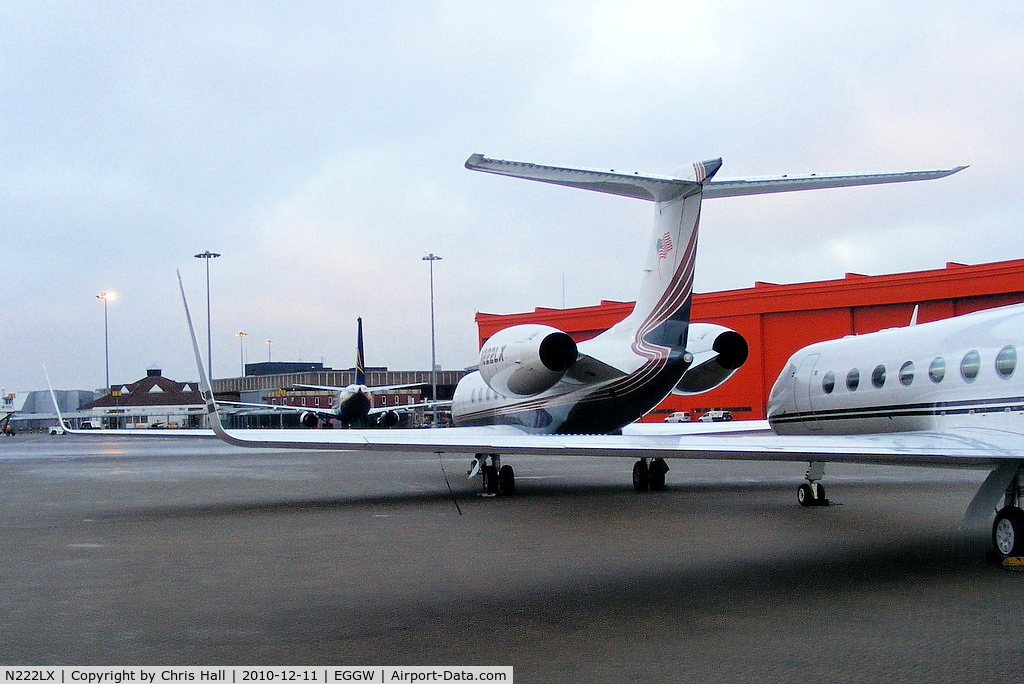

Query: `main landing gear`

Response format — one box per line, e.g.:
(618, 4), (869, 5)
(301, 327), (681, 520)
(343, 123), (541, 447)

(470, 453), (515, 496)
(632, 457), (669, 492)
(797, 461), (829, 507)
(993, 467), (1024, 560)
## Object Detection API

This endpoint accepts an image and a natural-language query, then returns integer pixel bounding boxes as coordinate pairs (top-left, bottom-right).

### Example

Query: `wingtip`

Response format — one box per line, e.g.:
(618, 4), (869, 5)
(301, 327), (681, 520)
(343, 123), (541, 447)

(465, 153), (485, 170)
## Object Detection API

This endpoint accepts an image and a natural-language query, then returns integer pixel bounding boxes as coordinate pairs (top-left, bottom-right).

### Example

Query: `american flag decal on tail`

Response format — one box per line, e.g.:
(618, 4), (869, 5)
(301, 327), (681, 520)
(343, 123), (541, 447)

(656, 232), (673, 259)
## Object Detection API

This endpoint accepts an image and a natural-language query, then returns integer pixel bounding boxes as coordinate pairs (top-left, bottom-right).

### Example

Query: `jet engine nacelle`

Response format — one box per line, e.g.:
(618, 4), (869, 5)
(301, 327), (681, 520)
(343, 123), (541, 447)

(375, 410), (401, 428)
(299, 411), (320, 428)
(672, 323), (749, 395)
(479, 324), (578, 397)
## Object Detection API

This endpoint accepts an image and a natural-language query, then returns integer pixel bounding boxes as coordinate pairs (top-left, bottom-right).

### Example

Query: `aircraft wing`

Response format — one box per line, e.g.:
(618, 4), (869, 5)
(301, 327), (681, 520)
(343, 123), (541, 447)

(295, 382), (426, 393)
(369, 400), (451, 415)
(222, 398), (448, 416)
(61, 426), (215, 437)
(202, 419), (1021, 468)
(621, 420), (773, 436)
(220, 400), (305, 412)
(200, 418), (1022, 523)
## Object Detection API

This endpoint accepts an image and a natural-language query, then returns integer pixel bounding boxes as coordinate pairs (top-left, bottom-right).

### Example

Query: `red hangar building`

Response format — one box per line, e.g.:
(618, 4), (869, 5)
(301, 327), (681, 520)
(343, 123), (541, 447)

(475, 258), (1024, 423)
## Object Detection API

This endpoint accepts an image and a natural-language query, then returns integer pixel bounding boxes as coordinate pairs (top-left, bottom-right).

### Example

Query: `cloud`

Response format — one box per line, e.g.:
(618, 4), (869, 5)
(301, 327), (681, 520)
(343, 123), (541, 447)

(1, 1), (1021, 391)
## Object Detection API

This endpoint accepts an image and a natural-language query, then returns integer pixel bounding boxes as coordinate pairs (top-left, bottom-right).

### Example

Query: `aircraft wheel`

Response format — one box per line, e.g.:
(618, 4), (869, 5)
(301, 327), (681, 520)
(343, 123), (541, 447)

(482, 465), (499, 495)
(498, 464), (516, 496)
(649, 458), (668, 491)
(797, 483), (815, 507)
(632, 460), (650, 492)
(993, 506), (1024, 559)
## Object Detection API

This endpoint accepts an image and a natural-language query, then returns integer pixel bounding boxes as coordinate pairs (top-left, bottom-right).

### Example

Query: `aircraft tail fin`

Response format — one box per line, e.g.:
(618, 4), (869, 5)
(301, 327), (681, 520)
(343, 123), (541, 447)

(466, 154), (966, 358)
(626, 162), (967, 352)
(355, 317), (366, 385)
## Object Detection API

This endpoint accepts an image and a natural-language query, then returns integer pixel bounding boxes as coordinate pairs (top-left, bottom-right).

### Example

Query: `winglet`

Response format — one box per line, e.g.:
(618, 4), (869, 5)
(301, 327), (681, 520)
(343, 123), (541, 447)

(179, 270), (231, 440)
(43, 363), (71, 432)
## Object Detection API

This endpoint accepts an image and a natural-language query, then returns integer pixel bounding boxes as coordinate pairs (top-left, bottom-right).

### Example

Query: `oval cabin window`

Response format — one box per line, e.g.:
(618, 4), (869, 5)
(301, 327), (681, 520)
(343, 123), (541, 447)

(996, 346), (1017, 379)
(822, 371), (835, 394)
(960, 350), (981, 382)
(899, 361), (915, 386)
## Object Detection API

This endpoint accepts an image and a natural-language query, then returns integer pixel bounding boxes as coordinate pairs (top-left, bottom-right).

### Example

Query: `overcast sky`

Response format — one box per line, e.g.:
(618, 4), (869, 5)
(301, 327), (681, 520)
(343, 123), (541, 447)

(2, 0), (1022, 393)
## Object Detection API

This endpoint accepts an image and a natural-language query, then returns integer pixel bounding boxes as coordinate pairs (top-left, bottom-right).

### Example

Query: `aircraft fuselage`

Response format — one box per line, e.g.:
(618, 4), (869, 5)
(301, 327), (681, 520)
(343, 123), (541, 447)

(768, 303), (1024, 435)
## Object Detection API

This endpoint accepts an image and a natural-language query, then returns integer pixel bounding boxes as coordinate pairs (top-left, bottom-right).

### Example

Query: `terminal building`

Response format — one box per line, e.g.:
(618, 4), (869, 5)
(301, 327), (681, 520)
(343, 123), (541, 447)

(12, 258), (1024, 431)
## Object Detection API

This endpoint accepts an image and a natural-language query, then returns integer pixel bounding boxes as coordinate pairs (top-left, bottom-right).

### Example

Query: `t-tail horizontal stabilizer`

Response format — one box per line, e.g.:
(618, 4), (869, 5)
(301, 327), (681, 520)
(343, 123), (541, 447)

(465, 153), (710, 202)
(465, 154), (967, 201)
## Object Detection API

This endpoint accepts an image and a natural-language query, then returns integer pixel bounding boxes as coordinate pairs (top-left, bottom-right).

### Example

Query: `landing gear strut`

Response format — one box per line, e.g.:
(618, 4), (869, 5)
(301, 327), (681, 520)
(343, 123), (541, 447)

(993, 468), (1024, 560)
(797, 461), (829, 507)
(633, 458), (669, 492)
(471, 453), (515, 496)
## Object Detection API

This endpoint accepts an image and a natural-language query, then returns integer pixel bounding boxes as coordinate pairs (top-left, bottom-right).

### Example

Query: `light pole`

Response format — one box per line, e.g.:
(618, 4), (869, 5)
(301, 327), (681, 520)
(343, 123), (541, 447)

(422, 252), (442, 426)
(96, 291), (116, 389)
(194, 250), (221, 379)
(266, 339), (273, 362)
(235, 331), (247, 375)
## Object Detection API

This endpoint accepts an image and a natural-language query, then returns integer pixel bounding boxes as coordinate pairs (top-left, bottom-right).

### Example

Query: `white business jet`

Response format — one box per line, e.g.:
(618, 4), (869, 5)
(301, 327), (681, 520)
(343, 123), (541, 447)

(185, 153), (1017, 540)
(764, 303), (1024, 557)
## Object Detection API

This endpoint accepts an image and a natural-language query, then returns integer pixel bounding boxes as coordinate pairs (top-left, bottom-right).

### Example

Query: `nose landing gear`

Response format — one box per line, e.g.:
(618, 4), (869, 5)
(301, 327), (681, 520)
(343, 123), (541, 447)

(798, 461), (829, 507)
(992, 467), (1024, 561)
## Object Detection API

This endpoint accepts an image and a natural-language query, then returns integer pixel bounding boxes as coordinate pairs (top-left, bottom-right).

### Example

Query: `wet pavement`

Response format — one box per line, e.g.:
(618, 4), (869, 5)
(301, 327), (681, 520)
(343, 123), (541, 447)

(1, 433), (1022, 681)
